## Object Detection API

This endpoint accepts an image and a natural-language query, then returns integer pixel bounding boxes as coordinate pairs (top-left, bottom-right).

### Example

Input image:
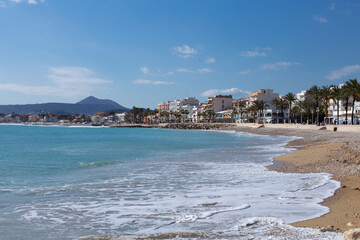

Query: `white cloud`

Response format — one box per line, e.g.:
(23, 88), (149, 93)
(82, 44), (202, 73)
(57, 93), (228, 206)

(313, 15), (328, 23)
(201, 88), (250, 97)
(262, 61), (300, 70)
(197, 68), (213, 73)
(176, 68), (193, 73)
(239, 70), (251, 75)
(133, 79), (174, 85)
(8, 0), (44, 5)
(171, 45), (197, 58)
(140, 66), (173, 77)
(0, 66), (111, 97)
(326, 64), (360, 80)
(140, 66), (149, 74)
(330, 2), (335, 11)
(206, 57), (216, 64)
(240, 47), (272, 57)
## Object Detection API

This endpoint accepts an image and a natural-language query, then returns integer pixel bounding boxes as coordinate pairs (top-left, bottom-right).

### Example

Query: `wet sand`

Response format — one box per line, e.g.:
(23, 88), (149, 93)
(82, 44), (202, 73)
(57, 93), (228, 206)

(223, 125), (360, 233)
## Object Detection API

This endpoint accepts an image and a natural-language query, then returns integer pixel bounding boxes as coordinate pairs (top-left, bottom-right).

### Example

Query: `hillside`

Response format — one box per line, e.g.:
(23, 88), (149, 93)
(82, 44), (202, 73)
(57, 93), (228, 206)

(0, 96), (129, 115)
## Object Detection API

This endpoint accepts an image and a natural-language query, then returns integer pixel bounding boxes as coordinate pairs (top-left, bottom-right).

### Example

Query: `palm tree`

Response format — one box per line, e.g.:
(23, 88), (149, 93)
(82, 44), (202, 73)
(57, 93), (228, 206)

(330, 85), (342, 125)
(307, 85), (321, 125)
(173, 111), (181, 123)
(271, 98), (280, 123)
(296, 101), (306, 124)
(346, 79), (360, 125)
(341, 84), (352, 125)
(284, 92), (296, 123)
(253, 100), (266, 123)
(320, 86), (331, 124)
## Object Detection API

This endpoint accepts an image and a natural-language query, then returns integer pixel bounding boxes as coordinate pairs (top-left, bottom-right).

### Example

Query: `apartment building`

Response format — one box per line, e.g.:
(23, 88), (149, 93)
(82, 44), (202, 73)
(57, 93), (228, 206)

(203, 95), (233, 113)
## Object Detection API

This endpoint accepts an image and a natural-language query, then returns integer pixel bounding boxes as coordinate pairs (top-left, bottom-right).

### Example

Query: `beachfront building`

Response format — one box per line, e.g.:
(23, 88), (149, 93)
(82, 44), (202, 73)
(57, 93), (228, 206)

(249, 89), (279, 106)
(91, 112), (107, 124)
(158, 101), (170, 113)
(232, 97), (250, 122)
(215, 110), (234, 123)
(158, 97), (200, 123)
(203, 95), (233, 113)
(249, 89), (280, 123)
(328, 84), (360, 124)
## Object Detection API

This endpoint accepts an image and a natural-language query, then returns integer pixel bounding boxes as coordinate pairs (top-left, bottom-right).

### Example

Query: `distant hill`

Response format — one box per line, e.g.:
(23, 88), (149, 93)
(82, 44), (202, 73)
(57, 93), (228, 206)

(0, 96), (129, 115)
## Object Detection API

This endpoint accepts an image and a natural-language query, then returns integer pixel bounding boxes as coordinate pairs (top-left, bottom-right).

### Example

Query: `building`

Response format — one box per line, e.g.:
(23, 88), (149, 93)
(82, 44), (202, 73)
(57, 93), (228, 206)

(215, 110), (234, 123)
(203, 95), (233, 113)
(249, 89), (279, 106)
(158, 101), (170, 113)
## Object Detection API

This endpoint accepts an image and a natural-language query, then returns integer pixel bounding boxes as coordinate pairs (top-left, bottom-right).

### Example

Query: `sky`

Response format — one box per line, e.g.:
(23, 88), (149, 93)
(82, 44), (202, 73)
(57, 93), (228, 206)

(0, 0), (360, 108)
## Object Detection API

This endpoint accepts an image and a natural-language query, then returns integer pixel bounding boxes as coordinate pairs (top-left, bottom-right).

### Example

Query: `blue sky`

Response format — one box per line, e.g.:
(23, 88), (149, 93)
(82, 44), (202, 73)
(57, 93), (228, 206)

(0, 0), (360, 108)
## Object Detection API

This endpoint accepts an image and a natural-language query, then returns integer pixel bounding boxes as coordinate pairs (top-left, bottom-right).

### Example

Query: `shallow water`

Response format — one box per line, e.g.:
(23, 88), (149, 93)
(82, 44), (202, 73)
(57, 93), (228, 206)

(0, 125), (341, 239)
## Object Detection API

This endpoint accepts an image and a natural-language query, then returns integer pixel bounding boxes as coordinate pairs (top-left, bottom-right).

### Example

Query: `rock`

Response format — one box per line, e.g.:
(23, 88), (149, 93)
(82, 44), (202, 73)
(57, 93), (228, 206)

(352, 187), (359, 191)
(343, 228), (360, 240)
(342, 185), (347, 188)
(347, 222), (354, 227)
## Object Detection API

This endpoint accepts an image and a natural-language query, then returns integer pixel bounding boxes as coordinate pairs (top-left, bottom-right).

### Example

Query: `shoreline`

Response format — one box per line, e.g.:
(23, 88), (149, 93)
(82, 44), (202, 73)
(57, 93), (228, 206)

(3, 122), (359, 233)
(225, 125), (360, 233)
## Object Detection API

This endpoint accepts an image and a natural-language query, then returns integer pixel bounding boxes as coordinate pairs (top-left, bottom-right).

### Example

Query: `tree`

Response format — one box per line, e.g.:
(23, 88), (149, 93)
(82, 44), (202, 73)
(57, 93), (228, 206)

(330, 85), (342, 125)
(296, 101), (306, 124)
(320, 86), (331, 124)
(341, 84), (352, 125)
(346, 79), (360, 125)
(306, 85), (321, 125)
(284, 93), (296, 123)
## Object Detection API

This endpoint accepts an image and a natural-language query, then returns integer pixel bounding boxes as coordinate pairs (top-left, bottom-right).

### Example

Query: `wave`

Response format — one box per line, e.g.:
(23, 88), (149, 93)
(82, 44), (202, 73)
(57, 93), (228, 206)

(79, 160), (119, 168)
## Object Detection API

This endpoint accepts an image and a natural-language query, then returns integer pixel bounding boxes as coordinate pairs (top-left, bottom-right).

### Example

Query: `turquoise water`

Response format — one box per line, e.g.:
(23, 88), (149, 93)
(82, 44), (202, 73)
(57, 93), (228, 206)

(0, 125), (341, 240)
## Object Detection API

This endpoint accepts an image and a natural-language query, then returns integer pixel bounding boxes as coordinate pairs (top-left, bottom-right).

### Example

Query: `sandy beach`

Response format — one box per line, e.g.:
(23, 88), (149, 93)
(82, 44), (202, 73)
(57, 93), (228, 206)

(225, 125), (360, 234)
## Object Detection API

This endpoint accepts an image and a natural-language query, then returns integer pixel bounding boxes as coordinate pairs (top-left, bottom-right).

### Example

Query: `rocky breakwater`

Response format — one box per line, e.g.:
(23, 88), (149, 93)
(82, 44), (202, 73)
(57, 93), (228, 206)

(162, 123), (235, 130)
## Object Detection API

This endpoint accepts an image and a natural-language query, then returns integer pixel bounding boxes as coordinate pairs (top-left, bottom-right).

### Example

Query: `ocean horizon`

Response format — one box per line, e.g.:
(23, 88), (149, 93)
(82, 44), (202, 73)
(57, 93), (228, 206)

(0, 125), (341, 239)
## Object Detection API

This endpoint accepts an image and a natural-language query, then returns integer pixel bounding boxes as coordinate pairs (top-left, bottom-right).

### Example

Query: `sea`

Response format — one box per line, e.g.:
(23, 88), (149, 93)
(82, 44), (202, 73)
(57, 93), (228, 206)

(0, 125), (342, 240)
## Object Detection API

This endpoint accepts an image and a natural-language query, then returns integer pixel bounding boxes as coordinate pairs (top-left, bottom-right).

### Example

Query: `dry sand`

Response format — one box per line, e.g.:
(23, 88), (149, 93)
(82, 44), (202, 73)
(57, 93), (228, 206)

(223, 125), (360, 233)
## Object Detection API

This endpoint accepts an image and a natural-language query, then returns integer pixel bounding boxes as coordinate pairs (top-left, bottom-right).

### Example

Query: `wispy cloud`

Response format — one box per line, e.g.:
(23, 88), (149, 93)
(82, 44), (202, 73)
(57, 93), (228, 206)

(197, 68), (213, 73)
(239, 70), (251, 75)
(326, 64), (360, 80)
(206, 57), (216, 64)
(330, 2), (335, 11)
(313, 15), (328, 23)
(0, 66), (111, 97)
(140, 66), (173, 77)
(133, 79), (174, 85)
(171, 45), (197, 58)
(176, 68), (193, 73)
(201, 88), (250, 97)
(140, 66), (149, 74)
(9, 0), (43, 4)
(262, 61), (300, 70)
(0, 1), (6, 7)
(240, 47), (272, 57)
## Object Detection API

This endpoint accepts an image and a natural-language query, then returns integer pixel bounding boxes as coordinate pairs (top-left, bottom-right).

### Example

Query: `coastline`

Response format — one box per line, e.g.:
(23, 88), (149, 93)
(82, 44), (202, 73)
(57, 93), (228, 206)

(3, 122), (359, 234)
(225, 125), (360, 233)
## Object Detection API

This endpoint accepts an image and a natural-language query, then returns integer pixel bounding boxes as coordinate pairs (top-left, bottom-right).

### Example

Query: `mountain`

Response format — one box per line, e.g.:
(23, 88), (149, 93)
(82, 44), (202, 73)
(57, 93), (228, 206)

(0, 96), (129, 115)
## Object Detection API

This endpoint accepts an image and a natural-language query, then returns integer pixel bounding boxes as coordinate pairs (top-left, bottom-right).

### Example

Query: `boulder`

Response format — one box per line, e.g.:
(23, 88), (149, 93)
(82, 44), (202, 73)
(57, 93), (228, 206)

(343, 228), (360, 240)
